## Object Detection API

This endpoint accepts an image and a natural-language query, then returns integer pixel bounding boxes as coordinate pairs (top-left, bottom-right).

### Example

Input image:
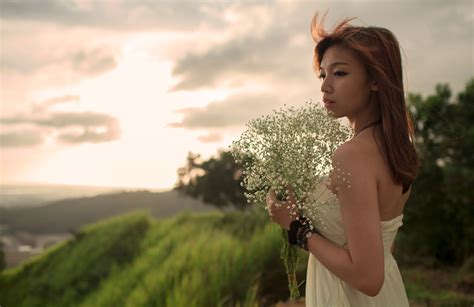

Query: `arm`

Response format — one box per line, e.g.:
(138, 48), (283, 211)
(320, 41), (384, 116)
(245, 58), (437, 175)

(306, 144), (385, 296)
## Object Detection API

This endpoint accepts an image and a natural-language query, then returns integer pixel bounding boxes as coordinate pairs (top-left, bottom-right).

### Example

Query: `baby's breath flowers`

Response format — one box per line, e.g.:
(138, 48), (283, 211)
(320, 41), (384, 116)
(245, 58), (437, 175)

(231, 100), (352, 218)
(230, 99), (353, 299)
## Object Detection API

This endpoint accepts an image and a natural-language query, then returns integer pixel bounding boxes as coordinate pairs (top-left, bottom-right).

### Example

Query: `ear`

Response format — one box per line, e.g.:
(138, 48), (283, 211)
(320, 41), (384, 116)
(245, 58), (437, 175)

(371, 81), (378, 91)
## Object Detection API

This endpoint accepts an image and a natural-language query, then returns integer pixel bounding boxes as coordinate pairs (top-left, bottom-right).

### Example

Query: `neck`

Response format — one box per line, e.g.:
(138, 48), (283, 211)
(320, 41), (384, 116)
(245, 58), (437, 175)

(348, 91), (381, 135)
(349, 115), (381, 135)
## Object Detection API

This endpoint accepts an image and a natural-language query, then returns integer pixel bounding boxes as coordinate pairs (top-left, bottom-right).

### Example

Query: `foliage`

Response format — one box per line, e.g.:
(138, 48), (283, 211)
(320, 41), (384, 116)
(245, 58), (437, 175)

(402, 265), (474, 306)
(175, 150), (249, 211)
(1, 208), (472, 306)
(0, 212), (150, 307)
(0, 241), (5, 272)
(0, 207), (304, 307)
(400, 78), (474, 266)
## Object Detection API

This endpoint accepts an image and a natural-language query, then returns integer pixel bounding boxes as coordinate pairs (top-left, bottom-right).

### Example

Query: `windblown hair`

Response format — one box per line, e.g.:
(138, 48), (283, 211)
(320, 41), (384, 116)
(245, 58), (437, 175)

(311, 12), (420, 192)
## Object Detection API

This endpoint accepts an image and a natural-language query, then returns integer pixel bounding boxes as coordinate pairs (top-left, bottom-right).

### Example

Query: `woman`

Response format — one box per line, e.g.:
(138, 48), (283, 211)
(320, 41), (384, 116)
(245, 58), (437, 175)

(266, 12), (419, 306)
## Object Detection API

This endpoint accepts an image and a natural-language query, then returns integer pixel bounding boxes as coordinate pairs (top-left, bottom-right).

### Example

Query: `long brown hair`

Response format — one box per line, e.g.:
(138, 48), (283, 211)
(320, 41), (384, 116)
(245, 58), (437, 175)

(311, 12), (420, 191)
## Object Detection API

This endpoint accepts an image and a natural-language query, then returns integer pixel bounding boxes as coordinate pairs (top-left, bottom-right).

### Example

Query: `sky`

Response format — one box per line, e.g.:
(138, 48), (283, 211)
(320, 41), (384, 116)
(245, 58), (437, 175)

(0, 0), (472, 190)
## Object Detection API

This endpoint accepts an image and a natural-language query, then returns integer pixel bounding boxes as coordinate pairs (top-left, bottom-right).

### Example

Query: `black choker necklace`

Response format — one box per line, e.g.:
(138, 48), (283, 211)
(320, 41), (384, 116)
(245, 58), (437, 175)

(354, 120), (381, 137)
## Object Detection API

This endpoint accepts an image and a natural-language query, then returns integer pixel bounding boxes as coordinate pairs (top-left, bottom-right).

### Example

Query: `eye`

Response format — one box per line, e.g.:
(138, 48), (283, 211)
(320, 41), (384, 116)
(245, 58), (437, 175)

(334, 71), (347, 77)
(318, 73), (326, 79)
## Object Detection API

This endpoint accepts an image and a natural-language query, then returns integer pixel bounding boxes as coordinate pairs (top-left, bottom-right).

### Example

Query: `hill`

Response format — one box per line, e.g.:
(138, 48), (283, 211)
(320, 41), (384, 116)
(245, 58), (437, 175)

(0, 209), (296, 307)
(0, 189), (225, 234)
(0, 182), (130, 208)
(1, 209), (472, 306)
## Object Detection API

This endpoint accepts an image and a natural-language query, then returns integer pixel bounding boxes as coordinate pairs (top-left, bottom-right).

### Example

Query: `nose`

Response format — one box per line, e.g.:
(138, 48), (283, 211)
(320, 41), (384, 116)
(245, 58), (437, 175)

(320, 77), (331, 94)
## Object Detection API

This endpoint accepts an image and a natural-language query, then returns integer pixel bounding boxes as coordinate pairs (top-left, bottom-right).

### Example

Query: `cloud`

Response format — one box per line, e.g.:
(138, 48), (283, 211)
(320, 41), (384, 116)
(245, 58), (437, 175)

(197, 133), (224, 143)
(0, 130), (44, 148)
(0, 0), (229, 30)
(32, 95), (80, 113)
(169, 0), (473, 95)
(169, 4), (311, 91)
(33, 112), (119, 129)
(170, 33), (288, 91)
(168, 93), (285, 129)
(42, 95), (80, 107)
(56, 122), (120, 144)
(71, 47), (118, 76)
(0, 19), (123, 115)
(1, 37), (119, 77)
(0, 111), (121, 147)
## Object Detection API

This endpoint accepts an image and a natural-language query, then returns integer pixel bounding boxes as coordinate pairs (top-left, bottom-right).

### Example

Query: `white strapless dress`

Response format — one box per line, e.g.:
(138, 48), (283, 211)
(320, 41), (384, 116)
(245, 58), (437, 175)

(303, 180), (410, 307)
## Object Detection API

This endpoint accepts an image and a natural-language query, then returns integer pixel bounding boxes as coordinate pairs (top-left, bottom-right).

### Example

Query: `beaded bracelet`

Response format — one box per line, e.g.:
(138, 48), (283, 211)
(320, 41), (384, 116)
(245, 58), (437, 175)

(287, 216), (320, 251)
(297, 226), (319, 251)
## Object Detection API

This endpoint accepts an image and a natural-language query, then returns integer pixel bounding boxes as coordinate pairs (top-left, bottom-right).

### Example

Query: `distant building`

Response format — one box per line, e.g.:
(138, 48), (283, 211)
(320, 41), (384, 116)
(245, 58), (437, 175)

(1, 232), (72, 268)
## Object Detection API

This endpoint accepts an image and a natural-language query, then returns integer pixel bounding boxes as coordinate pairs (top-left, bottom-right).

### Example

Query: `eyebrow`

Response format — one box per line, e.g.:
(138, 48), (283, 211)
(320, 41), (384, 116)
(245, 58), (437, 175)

(319, 61), (349, 70)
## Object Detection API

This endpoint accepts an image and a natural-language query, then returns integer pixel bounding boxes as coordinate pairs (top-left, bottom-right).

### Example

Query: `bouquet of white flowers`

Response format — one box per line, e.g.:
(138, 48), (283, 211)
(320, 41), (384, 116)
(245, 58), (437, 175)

(230, 99), (353, 299)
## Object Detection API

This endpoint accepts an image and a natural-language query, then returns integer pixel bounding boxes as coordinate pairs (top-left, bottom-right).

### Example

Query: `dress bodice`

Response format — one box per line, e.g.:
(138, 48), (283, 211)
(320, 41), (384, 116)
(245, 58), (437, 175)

(301, 176), (404, 253)
(303, 176), (410, 306)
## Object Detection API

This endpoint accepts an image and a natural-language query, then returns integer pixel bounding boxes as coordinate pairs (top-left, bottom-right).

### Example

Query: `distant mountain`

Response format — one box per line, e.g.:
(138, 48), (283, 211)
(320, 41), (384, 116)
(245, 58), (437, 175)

(0, 183), (136, 208)
(0, 189), (228, 234)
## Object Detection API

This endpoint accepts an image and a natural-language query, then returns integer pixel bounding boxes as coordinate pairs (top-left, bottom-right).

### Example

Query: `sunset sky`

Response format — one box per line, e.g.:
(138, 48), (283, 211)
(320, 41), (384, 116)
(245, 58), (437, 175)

(0, 0), (472, 190)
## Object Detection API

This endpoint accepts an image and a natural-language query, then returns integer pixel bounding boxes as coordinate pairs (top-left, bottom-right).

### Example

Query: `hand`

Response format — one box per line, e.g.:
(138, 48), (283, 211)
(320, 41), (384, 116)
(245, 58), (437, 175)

(266, 184), (299, 230)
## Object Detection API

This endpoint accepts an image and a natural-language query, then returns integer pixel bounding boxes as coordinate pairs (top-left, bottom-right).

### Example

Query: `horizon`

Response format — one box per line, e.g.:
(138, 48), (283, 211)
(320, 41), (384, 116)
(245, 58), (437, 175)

(0, 180), (172, 192)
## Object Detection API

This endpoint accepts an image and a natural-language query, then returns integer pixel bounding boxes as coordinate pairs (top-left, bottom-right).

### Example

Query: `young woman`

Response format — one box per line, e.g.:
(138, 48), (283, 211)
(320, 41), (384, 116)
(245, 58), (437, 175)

(266, 12), (419, 306)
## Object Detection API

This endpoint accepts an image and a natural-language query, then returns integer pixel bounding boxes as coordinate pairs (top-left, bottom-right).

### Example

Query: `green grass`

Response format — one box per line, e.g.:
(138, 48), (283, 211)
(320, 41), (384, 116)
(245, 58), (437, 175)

(77, 209), (291, 307)
(1, 206), (471, 306)
(402, 265), (474, 306)
(0, 211), (151, 307)
(0, 207), (298, 306)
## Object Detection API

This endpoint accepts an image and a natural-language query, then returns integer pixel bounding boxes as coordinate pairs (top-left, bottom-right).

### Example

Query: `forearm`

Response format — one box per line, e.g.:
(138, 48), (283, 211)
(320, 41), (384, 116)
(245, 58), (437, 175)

(306, 233), (365, 291)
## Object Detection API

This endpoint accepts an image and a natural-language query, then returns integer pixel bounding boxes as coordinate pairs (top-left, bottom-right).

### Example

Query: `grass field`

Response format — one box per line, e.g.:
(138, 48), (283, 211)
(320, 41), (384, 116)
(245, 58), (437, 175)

(1, 207), (472, 306)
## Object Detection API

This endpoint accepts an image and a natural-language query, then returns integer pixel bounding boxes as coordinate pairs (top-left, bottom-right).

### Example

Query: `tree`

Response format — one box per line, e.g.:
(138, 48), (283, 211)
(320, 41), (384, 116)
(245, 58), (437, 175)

(0, 241), (6, 271)
(174, 150), (250, 211)
(403, 78), (474, 265)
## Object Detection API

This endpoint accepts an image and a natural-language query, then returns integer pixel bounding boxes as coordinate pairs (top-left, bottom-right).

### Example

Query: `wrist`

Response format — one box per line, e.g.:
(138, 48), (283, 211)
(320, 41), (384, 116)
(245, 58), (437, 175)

(297, 227), (320, 251)
(287, 215), (318, 250)
(288, 219), (303, 245)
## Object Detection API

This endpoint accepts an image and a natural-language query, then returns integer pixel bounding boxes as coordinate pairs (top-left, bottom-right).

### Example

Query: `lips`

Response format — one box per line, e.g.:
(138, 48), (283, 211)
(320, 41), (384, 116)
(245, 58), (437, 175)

(323, 98), (336, 104)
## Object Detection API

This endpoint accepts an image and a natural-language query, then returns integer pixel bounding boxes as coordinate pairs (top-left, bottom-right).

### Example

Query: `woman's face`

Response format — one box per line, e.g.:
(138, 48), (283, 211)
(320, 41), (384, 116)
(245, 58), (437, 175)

(319, 45), (376, 119)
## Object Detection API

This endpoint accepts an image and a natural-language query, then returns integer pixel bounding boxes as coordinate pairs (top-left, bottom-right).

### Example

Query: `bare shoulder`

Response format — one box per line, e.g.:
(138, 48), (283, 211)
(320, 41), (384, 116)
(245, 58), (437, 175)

(332, 138), (374, 170)
(326, 140), (377, 196)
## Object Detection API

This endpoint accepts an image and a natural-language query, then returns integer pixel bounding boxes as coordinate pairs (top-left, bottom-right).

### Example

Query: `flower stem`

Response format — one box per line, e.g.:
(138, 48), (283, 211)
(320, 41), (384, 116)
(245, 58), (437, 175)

(280, 228), (300, 299)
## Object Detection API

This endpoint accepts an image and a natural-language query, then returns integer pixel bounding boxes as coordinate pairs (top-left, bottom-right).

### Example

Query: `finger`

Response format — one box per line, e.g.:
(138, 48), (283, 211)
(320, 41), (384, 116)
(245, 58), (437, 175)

(286, 185), (297, 203)
(266, 189), (274, 200)
(270, 190), (280, 204)
(266, 193), (270, 203)
(266, 190), (274, 201)
(267, 196), (276, 207)
(286, 185), (295, 196)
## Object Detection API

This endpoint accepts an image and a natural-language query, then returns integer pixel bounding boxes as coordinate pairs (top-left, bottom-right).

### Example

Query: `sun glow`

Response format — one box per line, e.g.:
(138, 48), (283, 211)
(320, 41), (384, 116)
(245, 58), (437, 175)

(6, 34), (236, 189)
